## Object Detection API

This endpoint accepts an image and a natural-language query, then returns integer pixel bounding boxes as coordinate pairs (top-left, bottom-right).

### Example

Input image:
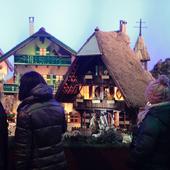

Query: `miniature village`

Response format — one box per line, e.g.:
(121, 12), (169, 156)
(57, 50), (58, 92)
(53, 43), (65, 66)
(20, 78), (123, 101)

(0, 18), (154, 144)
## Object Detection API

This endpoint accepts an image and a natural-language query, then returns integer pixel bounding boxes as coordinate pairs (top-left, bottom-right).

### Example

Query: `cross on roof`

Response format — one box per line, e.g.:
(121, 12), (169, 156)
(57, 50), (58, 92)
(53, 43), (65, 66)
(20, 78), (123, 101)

(135, 19), (147, 36)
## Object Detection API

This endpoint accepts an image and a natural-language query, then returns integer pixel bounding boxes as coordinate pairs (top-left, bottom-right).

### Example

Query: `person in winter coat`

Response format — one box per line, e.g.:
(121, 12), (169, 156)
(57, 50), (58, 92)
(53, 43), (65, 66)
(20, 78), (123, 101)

(129, 75), (170, 170)
(0, 101), (8, 170)
(14, 71), (67, 170)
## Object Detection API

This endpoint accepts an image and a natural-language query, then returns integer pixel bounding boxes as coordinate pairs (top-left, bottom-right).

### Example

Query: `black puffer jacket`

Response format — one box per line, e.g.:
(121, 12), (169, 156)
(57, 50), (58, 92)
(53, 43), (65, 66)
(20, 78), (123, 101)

(15, 84), (67, 170)
(130, 102), (170, 170)
(0, 102), (8, 170)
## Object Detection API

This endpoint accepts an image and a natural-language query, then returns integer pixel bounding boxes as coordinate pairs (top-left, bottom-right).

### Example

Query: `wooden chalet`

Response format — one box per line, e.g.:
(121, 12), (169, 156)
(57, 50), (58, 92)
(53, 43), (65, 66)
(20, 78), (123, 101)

(0, 25), (76, 114)
(56, 21), (153, 130)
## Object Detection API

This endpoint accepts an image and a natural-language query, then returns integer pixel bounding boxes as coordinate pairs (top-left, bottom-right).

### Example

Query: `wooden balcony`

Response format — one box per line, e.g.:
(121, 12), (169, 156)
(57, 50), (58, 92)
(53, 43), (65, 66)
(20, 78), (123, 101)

(14, 55), (71, 66)
(3, 84), (18, 93)
(3, 83), (60, 94)
(83, 75), (114, 85)
(74, 99), (116, 110)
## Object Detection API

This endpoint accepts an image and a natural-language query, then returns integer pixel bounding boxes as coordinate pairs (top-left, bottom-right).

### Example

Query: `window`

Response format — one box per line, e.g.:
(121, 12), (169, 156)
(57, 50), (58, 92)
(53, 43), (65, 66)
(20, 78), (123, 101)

(36, 47), (49, 56)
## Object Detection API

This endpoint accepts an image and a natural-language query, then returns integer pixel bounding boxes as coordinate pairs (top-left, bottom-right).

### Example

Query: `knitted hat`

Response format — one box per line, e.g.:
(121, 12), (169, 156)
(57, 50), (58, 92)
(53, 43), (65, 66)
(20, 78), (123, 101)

(145, 75), (170, 104)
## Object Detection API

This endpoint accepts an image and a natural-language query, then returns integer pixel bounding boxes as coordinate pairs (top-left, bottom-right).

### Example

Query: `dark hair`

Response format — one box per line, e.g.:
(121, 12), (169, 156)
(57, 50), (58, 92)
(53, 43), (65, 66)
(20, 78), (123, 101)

(19, 71), (47, 101)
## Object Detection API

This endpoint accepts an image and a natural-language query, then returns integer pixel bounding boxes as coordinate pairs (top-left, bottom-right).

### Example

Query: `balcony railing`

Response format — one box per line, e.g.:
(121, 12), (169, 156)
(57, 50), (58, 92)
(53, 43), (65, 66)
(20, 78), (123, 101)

(14, 55), (71, 66)
(3, 84), (59, 94)
(3, 84), (18, 93)
(74, 99), (116, 110)
(83, 75), (114, 85)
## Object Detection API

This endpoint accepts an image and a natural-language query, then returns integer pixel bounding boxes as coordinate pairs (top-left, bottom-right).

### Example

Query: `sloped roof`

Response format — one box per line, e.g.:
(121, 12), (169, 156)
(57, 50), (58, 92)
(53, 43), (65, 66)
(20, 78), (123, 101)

(95, 30), (153, 107)
(134, 36), (150, 61)
(77, 33), (101, 56)
(56, 29), (154, 107)
(0, 27), (76, 62)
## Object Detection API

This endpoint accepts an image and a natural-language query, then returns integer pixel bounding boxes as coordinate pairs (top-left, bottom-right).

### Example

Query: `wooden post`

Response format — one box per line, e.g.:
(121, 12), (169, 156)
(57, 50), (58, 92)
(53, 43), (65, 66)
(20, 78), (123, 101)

(124, 112), (126, 129)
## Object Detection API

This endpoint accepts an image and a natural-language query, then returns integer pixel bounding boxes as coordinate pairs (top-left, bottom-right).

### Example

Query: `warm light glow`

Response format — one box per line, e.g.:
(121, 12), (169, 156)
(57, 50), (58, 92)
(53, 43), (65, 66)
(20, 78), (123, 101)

(114, 87), (124, 101)
(67, 114), (70, 123)
(37, 48), (49, 56)
(56, 75), (63, 81)
(0, 62), (8, 81)
(63, 103), (73, 113)
(114, 111), (120, 127)
(92, 86), (96, 99)
(43, 75), (63, 85)
(43, 75), (47, 79)
(80, 86), (89, 99)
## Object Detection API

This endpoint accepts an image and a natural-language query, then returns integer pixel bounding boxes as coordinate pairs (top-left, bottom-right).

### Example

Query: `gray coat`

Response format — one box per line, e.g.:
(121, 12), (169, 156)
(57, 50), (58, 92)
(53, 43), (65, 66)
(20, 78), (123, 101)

(15, 84), (67, 170)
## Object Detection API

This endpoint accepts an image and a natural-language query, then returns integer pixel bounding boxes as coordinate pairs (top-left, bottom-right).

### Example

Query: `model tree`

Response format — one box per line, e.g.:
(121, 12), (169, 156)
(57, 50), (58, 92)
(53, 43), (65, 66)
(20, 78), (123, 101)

(150, 58), (170, 79)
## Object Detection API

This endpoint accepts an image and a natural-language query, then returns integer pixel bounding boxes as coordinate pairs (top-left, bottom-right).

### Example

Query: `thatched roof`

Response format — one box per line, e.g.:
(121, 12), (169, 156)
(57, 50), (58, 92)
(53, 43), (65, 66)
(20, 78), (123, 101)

(134, 36), (150, 61)
(95, 30), (153, 107)
(56, 29), (154, 108)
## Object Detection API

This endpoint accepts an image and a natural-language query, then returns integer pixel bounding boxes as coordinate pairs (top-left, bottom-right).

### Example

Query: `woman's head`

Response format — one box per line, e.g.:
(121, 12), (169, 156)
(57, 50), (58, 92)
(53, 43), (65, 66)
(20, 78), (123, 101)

(145, 75), (170, 104)
(19, 71), (47, 101)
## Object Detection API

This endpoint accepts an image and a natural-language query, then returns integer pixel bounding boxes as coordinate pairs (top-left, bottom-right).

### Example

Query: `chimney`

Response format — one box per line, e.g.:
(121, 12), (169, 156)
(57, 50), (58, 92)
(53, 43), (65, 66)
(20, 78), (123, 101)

(119, 20), (127, 33)
(29, 17), (34, 36)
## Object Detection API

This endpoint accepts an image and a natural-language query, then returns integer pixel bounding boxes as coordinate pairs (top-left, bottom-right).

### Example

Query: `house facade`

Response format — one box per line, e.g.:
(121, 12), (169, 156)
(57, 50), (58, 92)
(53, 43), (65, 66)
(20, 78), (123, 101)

(0, 27), (76, 114)
(56, 22), (153, 131)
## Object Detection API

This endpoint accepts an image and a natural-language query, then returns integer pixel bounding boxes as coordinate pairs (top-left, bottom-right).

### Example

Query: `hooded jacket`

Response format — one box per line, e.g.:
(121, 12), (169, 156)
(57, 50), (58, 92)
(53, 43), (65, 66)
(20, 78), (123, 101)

(130, 102), (170, 170)
(15, 84), (67, 170)
(0, 102), (8, 170)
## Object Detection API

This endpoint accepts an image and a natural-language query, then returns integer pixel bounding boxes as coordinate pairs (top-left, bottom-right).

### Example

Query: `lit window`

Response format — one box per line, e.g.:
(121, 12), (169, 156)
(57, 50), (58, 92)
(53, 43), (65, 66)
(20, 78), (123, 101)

(36, 48), (49, 56)
(114, 87), (124, 101)
(80, 86), (89, 99)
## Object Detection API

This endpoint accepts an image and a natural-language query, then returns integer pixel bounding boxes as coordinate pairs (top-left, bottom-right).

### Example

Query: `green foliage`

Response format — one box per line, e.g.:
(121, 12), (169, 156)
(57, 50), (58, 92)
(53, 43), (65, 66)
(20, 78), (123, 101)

(151, 58), (170, 79)
(90, 128), (123, 145)
(63, 128), (123, 146)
